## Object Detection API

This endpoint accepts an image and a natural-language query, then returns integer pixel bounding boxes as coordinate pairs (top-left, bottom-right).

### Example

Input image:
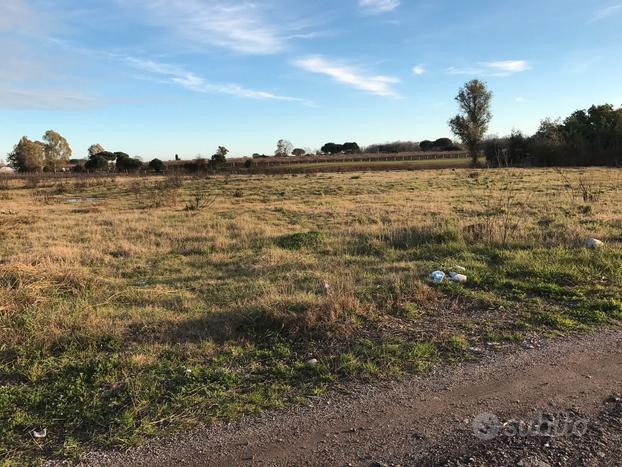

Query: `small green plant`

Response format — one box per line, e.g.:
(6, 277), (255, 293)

(276, 231), (323, 250)
(447, 335), (469, 353)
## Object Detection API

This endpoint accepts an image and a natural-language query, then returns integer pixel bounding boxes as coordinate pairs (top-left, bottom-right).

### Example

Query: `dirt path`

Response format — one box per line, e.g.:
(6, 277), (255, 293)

(83, 327), (622, 466)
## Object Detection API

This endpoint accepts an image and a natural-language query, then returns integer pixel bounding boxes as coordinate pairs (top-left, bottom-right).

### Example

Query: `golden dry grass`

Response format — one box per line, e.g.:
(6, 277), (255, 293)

(1, 167), (621, 461)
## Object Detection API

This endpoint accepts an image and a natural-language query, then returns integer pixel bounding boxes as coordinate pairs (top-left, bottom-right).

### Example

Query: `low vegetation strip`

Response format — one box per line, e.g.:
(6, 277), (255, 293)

(224, 150), (470, 167)
(0, 168), (621, 463)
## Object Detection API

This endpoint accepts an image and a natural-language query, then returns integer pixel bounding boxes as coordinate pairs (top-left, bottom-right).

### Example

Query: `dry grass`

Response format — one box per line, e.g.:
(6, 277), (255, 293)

(1, 168), (621, 462)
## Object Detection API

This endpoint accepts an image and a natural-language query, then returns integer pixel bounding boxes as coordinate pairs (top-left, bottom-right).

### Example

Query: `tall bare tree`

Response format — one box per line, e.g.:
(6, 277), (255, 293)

(275, 139), (293, 157)
(449, 80), (492, 165)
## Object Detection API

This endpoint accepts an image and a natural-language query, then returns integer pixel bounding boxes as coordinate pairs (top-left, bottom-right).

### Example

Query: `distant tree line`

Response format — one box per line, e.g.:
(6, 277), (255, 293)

(75, 144), (147, 173)
(365, 139), (462, 153)
(320, 142), (361, 155)
(484, 104), (622, 167)
(6, 88), (620, 172)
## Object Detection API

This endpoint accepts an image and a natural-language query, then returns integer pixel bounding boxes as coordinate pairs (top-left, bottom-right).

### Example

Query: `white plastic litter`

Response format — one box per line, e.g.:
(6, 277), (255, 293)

(306, 358), (319, 366)
(586, 238), (604, 249)
(32, 428), (47, 439)
(430, 271), (446, 284)
(449, 272), (468, 283)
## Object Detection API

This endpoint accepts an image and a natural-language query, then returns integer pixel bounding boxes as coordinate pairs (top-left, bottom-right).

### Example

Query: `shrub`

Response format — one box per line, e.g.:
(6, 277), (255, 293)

(149, 158), (166, 173)
(184, 191), (216, 211)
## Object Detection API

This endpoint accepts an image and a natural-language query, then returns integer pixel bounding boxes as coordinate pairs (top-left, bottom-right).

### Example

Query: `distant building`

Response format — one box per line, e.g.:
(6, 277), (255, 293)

(0, 166), (15, 174)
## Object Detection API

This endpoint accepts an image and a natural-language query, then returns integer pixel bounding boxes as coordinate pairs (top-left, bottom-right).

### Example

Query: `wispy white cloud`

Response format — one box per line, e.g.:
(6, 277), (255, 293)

(359, 0), (400, 14)
(122, 0), (314, 55)
(447, 60), (531, 77)
(294, 55), (399, 97)
(485, 60), (531, 73)
(126, 57), (311, 104)
(0, 85), (99, 110)
(590, 3), (622, 22)
(412, 64), (426, 76)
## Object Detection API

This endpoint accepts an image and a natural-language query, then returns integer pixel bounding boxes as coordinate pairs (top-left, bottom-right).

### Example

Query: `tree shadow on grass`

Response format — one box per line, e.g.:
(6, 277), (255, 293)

(124, 308), (289, 346)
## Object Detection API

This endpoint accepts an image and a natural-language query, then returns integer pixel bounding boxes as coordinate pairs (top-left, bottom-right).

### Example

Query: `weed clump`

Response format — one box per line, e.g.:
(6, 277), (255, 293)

(384, 223), (464, 250)
(276, 231), (323, 250)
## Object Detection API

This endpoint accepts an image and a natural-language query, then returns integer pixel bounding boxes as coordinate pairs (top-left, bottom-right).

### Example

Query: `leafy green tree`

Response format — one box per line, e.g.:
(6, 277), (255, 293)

(449, 80), (493, 165)
(149, 158), (166, 173)
(85, 154), (110, 171)
(7, 137), (45, 172)
(292, 148), (306, 156)
(115, 152), (143, 171)
(432, 138), (454, 150)
(342, 142), (361, 154)
(43, 130), (72, 172)
(321, 142), (342, 155)
(211, 146), (229, 167)
(419, 140), (433, 151)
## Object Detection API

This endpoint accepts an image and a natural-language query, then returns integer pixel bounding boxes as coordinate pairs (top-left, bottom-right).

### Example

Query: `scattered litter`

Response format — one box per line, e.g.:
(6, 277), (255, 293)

(321, 281), (331, 295)
(32, 428), (47, 439)
(306, 358), (319, 366)
(430, 271), (446, 284)
(586, 238), (604, 249)
(449, 272), (468, 283)
(185, 369), (192, 374)
(431, 267), (469, 284)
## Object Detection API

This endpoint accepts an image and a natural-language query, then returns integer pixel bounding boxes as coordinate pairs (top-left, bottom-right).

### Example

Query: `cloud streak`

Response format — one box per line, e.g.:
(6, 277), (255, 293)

(123, 0), (312, 55)
(294, 55), (399, 97)
(590, 3), (622, 22)
(447, 60), (531, 77)
(0, 85), (99, 110)
(359, 0), (400, 14)
(126, 57), (311, 104)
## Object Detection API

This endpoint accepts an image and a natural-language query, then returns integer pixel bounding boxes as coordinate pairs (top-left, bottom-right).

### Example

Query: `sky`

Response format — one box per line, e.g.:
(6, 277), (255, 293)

(1, 0), (621, 160)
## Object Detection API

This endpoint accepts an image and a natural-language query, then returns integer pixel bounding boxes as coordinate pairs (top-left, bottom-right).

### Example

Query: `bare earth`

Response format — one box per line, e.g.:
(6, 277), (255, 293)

(82, 327), (622, 467)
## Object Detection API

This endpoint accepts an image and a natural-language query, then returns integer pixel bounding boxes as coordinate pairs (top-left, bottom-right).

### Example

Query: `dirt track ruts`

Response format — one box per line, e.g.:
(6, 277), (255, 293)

(81, 326), (622, 466)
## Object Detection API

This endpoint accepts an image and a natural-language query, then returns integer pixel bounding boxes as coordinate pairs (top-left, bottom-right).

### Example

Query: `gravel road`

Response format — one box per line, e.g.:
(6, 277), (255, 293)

(81, 327), (622, 466)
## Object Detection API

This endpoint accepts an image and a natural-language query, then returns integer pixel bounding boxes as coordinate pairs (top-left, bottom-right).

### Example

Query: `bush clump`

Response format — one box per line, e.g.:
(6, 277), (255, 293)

(276, 231), (323, 250)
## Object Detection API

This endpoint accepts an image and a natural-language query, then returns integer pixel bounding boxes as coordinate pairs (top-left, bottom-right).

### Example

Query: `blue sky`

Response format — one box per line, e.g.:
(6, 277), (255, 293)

(1, 0), (621, 160)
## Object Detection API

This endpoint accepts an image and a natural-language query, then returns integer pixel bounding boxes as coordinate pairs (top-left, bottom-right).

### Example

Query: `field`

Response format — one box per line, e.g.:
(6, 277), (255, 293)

(1, 168), (622, 463)
(243, 156), (479, 173)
